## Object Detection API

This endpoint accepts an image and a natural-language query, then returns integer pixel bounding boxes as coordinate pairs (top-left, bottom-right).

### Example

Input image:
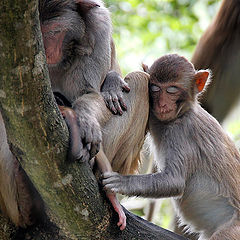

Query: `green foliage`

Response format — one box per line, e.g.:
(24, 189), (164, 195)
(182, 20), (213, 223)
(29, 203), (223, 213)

(105, 0), (220, 75)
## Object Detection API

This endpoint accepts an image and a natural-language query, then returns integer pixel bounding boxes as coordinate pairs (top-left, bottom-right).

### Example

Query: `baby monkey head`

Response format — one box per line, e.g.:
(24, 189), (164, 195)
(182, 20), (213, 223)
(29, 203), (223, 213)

(143, 54), (211, 122)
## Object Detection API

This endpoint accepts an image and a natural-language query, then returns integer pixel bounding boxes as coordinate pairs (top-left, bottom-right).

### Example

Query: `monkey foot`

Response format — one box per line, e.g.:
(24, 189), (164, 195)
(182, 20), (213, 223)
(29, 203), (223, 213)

(106, 192), (126, 230)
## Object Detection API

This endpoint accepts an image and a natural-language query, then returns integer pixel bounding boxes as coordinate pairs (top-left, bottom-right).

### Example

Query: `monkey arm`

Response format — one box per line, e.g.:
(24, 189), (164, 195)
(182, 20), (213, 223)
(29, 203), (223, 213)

(102, 171), (185, 198)
(101, 39), (130, 115)
(101, 71), (130, 115)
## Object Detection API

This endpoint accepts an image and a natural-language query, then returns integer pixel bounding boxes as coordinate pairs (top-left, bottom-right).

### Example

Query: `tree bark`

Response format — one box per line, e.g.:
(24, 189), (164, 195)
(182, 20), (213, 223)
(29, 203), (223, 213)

(0, 0), (186, 239)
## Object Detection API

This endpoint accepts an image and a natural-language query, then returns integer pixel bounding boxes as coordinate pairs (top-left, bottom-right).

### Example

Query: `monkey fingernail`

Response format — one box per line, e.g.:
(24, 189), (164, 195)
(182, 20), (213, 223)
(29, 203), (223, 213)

(111, 108), (117, 114)
(122, 104), (127, 110)
(123, 86), (130, 92)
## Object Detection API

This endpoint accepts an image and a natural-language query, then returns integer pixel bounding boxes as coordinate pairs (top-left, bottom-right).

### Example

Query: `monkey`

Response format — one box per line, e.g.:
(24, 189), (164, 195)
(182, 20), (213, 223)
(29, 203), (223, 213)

(103, 54), (240, 239)
(39, 0), (129, 162)
(171, 1), (240, 237)
(0, 0), (149, 229)
(191, 0), (240, 123)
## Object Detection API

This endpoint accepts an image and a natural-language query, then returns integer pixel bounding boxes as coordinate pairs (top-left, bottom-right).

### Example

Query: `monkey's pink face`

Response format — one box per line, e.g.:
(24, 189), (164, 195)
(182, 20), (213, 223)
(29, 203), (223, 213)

(41, 22), (67, 65)
(150, 81), (184, 121)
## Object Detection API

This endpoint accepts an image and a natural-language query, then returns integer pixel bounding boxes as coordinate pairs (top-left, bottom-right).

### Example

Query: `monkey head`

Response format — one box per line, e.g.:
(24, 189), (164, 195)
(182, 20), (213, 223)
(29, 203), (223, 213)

(143, 54), (211, 122)
(39, 0), (100, 66)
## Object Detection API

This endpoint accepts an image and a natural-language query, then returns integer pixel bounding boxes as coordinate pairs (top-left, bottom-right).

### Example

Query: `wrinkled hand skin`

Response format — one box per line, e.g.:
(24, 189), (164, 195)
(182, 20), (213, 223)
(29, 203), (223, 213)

(76, 113), (102, 162)
(102, 172), (129, 195)
(101, 71), (130, 115)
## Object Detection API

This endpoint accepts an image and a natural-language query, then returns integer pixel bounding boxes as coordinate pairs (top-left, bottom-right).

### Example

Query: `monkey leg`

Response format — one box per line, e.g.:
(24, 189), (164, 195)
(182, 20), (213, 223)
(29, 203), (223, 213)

(96, 148), (126, 230)
(101, 71), (149, 175)
(0, 112), (45, 227)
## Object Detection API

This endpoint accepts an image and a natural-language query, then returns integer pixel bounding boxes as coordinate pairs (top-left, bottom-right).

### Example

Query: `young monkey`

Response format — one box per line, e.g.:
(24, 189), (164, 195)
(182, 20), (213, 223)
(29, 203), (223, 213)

(103, 54), (240, 239)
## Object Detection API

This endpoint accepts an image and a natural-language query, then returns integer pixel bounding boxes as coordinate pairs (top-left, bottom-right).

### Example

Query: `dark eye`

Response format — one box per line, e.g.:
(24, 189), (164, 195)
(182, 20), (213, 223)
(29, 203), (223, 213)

(150, 84), (161, 92)
(166, 86), (179, 94)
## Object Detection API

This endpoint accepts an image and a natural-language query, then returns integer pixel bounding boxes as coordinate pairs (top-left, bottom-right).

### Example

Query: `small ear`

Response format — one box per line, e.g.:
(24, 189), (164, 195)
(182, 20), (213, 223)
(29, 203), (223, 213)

(76, 0), (100, 16)
(195, 70), (210, 92)
(142, 63), (149, 73)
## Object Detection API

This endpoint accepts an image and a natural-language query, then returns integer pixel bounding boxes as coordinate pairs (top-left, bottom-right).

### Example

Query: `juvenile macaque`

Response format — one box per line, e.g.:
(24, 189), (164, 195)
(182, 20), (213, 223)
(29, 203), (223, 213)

(0, 0), (148, 229)
(192, 0), (240, 122)
(103, 54), (240, 239)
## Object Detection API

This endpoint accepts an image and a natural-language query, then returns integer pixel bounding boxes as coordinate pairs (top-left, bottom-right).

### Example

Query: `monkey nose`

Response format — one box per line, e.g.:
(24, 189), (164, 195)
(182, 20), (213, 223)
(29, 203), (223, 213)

(159, 102), (167, 108)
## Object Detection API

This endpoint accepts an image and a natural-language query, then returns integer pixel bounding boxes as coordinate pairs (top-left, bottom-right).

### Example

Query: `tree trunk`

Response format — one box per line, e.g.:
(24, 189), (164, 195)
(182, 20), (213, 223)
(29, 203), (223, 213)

(0, 0), (186, 239)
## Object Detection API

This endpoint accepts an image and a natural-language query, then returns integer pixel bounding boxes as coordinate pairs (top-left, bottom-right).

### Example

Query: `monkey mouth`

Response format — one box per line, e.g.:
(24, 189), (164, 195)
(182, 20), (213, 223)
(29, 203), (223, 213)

(154, 108), (175, 121)
(159, 109), (172, 114)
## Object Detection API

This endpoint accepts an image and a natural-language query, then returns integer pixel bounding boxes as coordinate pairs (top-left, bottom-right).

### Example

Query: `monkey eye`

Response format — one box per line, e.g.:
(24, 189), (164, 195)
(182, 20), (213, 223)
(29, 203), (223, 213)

(150, 84), (161, 92)
(166, 86), (179, 94)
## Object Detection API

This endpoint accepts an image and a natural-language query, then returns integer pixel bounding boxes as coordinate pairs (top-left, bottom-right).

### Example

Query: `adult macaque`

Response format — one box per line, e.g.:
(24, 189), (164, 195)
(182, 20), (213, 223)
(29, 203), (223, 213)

(192, 0), (240, 122)
(103, 54), (240, 239)
(39, 0), (129, 162)
(0, 0), (149, 229)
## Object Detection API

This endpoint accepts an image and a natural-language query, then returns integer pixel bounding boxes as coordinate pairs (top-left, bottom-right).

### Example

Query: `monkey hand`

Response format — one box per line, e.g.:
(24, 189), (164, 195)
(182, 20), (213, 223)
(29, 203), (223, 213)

(101, 71), (130, 115)
(102, 172), (130, 195)
(75, 113), (102, 162)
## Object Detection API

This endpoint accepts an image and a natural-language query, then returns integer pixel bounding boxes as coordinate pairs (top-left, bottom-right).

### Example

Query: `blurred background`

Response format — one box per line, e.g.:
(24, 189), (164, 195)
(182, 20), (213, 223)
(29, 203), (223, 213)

(105, 0), (219, 74)
(104, 0), (240, 231)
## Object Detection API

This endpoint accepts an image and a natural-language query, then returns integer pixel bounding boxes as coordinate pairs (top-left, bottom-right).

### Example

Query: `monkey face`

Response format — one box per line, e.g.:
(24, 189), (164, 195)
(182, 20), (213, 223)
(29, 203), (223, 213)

(149, 81), (185, 121)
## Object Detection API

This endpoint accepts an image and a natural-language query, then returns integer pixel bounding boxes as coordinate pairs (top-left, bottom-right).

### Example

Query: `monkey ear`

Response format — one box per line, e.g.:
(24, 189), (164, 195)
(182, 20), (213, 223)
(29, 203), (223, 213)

(194, 70), (211, 93)
(142, 63), (149, 73)
(75, 0), (100, 16)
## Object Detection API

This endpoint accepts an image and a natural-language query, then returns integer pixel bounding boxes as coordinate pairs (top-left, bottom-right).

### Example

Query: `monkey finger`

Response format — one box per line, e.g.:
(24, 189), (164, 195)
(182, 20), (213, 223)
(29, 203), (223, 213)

(102, 171), (119, 179)
(102, 92), (118, 114)
(106, 97), (118, 115)
(79, 148), (90, 162)
(122, 83), (130, 93)
(89, 142), (100, 159)
(102, 179), (120, 189)
(103, 185), (118, 193)
(117, 94), (127, 111)
(111, 94), (123, 115)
